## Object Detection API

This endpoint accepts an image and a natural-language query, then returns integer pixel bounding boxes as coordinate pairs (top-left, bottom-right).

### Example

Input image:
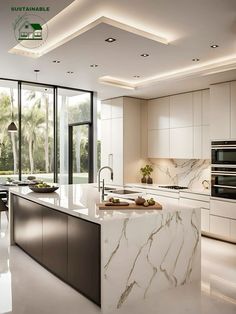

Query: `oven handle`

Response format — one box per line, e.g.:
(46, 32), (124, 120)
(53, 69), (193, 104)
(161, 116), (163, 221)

(211, 146), (236, 149)
(212, 172), (236, 176)
(211, 164), (236, 168)
(213, 184), (236, 189)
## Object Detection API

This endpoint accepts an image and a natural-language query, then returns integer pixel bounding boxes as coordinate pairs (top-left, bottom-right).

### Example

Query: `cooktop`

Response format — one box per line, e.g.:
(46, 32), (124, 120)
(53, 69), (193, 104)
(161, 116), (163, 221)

(158, 185), (188, 190)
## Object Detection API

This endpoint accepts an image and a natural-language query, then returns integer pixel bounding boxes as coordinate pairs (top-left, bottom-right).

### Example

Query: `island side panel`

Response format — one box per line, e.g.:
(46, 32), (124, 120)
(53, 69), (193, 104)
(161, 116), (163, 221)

(10, 193), (101, 306)
(101, 208), (201, 313)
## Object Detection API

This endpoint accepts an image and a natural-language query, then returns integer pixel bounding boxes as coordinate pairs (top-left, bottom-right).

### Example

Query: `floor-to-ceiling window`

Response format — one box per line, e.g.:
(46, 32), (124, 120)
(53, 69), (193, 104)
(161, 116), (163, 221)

(0, 80), (18, 183)
(21, 83), (54, 182)
(0, 79), (94, 184)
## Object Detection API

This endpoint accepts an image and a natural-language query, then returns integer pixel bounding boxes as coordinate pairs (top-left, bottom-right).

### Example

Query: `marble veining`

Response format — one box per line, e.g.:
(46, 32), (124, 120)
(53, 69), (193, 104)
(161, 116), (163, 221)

(102, 208), (201, 313)
(149, 158), (210, 189)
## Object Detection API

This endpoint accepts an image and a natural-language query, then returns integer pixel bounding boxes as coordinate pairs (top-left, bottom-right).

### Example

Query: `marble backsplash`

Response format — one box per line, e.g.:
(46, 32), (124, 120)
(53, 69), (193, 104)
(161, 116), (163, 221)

(148, 159), (211, 190)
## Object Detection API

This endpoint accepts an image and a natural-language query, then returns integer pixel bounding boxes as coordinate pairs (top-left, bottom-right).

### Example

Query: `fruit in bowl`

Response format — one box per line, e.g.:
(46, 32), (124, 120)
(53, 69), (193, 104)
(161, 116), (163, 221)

(29, 182), (59, 193)
(36, 183), (51, 188)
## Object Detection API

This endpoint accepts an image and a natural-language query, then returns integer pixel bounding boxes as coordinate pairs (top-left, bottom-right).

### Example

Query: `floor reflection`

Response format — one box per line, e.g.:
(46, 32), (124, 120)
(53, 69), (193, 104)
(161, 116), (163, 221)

(0, 212), (12, 313)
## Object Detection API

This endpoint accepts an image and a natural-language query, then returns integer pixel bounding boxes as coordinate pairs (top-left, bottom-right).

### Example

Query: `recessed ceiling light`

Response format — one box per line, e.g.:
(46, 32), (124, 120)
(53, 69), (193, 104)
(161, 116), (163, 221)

(90, 64), (98, 68)
(105, 37), (116, 43)
(133, 75), (140, 78)
(211, 44), (219, 48)
(192, 58), (200, 62)
(34, 69), (40, 72)
(53, 60), (60, 63)
(141, 53), (149, 57)
(67, 71), (74, 74)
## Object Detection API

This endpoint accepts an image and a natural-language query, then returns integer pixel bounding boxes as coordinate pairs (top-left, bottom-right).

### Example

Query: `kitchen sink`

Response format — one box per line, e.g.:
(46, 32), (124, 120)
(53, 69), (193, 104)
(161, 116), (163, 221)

(104, 187), (117, 191)
(110, 189), (139, 195)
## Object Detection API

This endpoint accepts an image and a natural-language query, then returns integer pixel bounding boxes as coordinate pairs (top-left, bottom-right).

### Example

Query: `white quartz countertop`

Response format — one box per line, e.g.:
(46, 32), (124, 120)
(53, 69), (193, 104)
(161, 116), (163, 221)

(125, 183), (211, 196)
(9, 184), (200, 225)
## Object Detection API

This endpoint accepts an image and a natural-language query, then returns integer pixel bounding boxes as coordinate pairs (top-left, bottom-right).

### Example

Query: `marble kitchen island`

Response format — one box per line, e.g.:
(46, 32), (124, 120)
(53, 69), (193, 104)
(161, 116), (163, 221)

(9, 184), (201, 313)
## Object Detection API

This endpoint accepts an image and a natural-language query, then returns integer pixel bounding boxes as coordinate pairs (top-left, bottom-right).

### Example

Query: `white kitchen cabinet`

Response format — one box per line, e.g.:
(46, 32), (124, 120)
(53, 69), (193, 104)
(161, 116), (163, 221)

(170, 127), (193, 158)
(101, 97), (142, 185)
(148, 97), (170, 130)
(202, 125), (210, 159)
(201, 208), (210, 233)
(210, 199), (236, 220)
(170, 93), (193, 128)
(230, 81), (236, 138)
(230, 219), (236, 242)
(202, 89), (210, 125)
(210, 215), (230, 239)
(193, 91), (202, 126)
(101, 99), (112, 120)
(210, 83), (231, 140)
(193, 126), (202, 158)
(111, 97), (123, 118)
(148, 129), (170, 158)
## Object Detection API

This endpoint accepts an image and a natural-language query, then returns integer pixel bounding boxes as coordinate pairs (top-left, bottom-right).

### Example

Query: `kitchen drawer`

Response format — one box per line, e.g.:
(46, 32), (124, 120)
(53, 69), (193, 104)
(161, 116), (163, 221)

(210, 199), (236, 220)
(147, 189), (179, 199)
(230, 219), (236, 242)
(201, 208), (210, 233)
(179, 197), (209, 209)
(210, 215), (230, 238)
(148, 194), (179, 206)
(180, 192), (210, 203)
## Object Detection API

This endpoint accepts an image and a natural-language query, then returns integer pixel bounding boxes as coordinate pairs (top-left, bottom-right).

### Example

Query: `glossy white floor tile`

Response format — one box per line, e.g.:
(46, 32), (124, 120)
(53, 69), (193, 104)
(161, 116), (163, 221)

(0, 212), (236, 314)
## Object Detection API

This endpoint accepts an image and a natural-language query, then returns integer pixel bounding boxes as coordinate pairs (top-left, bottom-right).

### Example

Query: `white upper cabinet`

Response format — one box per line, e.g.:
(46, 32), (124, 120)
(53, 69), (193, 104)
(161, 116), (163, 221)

(111, 97), (123, 118)
(231, 81), (236, 139)
(101, 100), (112, 120)
(210, 83), (231, 140)
(148, 129), (170, 158)
(170, 127), (193, 158)
(202, 89), (210, 125)
(193, 91), (202, 126)
(170, 93), (193, 128)
(148, 97), (170, 130)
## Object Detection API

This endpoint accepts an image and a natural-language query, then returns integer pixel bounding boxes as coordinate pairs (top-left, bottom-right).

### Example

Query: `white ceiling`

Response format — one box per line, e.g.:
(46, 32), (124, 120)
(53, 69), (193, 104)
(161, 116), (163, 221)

(1, 0), (236, 100)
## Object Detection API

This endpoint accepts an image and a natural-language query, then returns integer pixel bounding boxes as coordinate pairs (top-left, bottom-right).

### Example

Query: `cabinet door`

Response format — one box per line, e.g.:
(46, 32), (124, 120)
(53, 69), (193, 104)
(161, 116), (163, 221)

(230, 219), (236, 242)
(170, 127), (193, 158)
(148, 129), (170, 158)
(202, 89), (210, 125)
(210, 215), (230, 238)
(193, 126), (202, 158)
(101, 119), (112, 170)
(230, 81), (236, 138)
(13, 195), (43, 263)
(201, 208), (210, 233)
(111, 97), (123, 118)
(210, 83), (230, 140)
(68, 217), (101, 305)
(193, 91), (202, 126)
(111, 118), (123, 185)
(148, 97), (170, 130)
(42, 208), (68, 281)
(202, 125), (210, 159)
(101, 100), (111, 120)
(170, 93), (193, 128)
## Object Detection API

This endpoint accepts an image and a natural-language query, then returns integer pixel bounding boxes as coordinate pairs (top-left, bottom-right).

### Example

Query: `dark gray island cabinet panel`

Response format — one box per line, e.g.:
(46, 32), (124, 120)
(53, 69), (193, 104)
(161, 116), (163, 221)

(68, 216), (101, 305)
(12, 194), (101, 306)
(42, 208), (68, 281)
(13, 195), (43, 263)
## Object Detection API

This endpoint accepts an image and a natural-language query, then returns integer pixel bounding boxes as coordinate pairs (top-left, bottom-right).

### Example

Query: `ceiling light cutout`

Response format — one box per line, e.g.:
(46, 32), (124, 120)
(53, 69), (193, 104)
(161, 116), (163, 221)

(105, 37), (116, 43)
(211, 44), (219, 48)
(141, 53), (149, 57)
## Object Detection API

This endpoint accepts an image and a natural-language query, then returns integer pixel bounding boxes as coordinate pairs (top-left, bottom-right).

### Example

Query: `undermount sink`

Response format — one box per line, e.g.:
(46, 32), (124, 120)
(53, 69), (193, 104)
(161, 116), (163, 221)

(110, 189), (139, 195)
(104, 187), (117, 191)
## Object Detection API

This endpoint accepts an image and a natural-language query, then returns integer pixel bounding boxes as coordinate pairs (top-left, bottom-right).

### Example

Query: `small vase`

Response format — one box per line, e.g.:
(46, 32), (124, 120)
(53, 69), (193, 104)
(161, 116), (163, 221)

(147, 176), (153, 184)
(141, 176), (147, 184)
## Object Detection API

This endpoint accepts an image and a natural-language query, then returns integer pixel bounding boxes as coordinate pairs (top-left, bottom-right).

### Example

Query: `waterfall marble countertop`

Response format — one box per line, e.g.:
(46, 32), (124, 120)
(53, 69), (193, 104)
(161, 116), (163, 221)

(8, 184), (201, 225)
(9, 183), (201, 313)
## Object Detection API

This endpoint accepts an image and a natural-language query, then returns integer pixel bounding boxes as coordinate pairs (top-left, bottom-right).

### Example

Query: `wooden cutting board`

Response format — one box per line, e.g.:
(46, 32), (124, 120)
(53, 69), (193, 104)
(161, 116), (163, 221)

(98, 202), (162, 210)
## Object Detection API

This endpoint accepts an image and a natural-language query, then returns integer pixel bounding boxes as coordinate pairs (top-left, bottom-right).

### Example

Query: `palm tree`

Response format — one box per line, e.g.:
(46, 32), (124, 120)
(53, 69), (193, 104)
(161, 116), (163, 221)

(26, 90), (51, 173)
(22, 104), (45, 173)
(9, 88), (18, 174)
(0, 92), (11, 157)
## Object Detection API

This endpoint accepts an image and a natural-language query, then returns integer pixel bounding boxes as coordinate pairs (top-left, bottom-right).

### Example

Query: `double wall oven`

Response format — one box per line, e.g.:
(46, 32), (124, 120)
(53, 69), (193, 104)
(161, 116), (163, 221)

(211, 141), (236, 200)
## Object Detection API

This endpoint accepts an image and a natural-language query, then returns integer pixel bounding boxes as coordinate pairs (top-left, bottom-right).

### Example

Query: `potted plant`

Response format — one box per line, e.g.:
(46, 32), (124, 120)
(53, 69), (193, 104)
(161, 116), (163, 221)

(145, 164), (153, 184)
(140, 167), (147, 183)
